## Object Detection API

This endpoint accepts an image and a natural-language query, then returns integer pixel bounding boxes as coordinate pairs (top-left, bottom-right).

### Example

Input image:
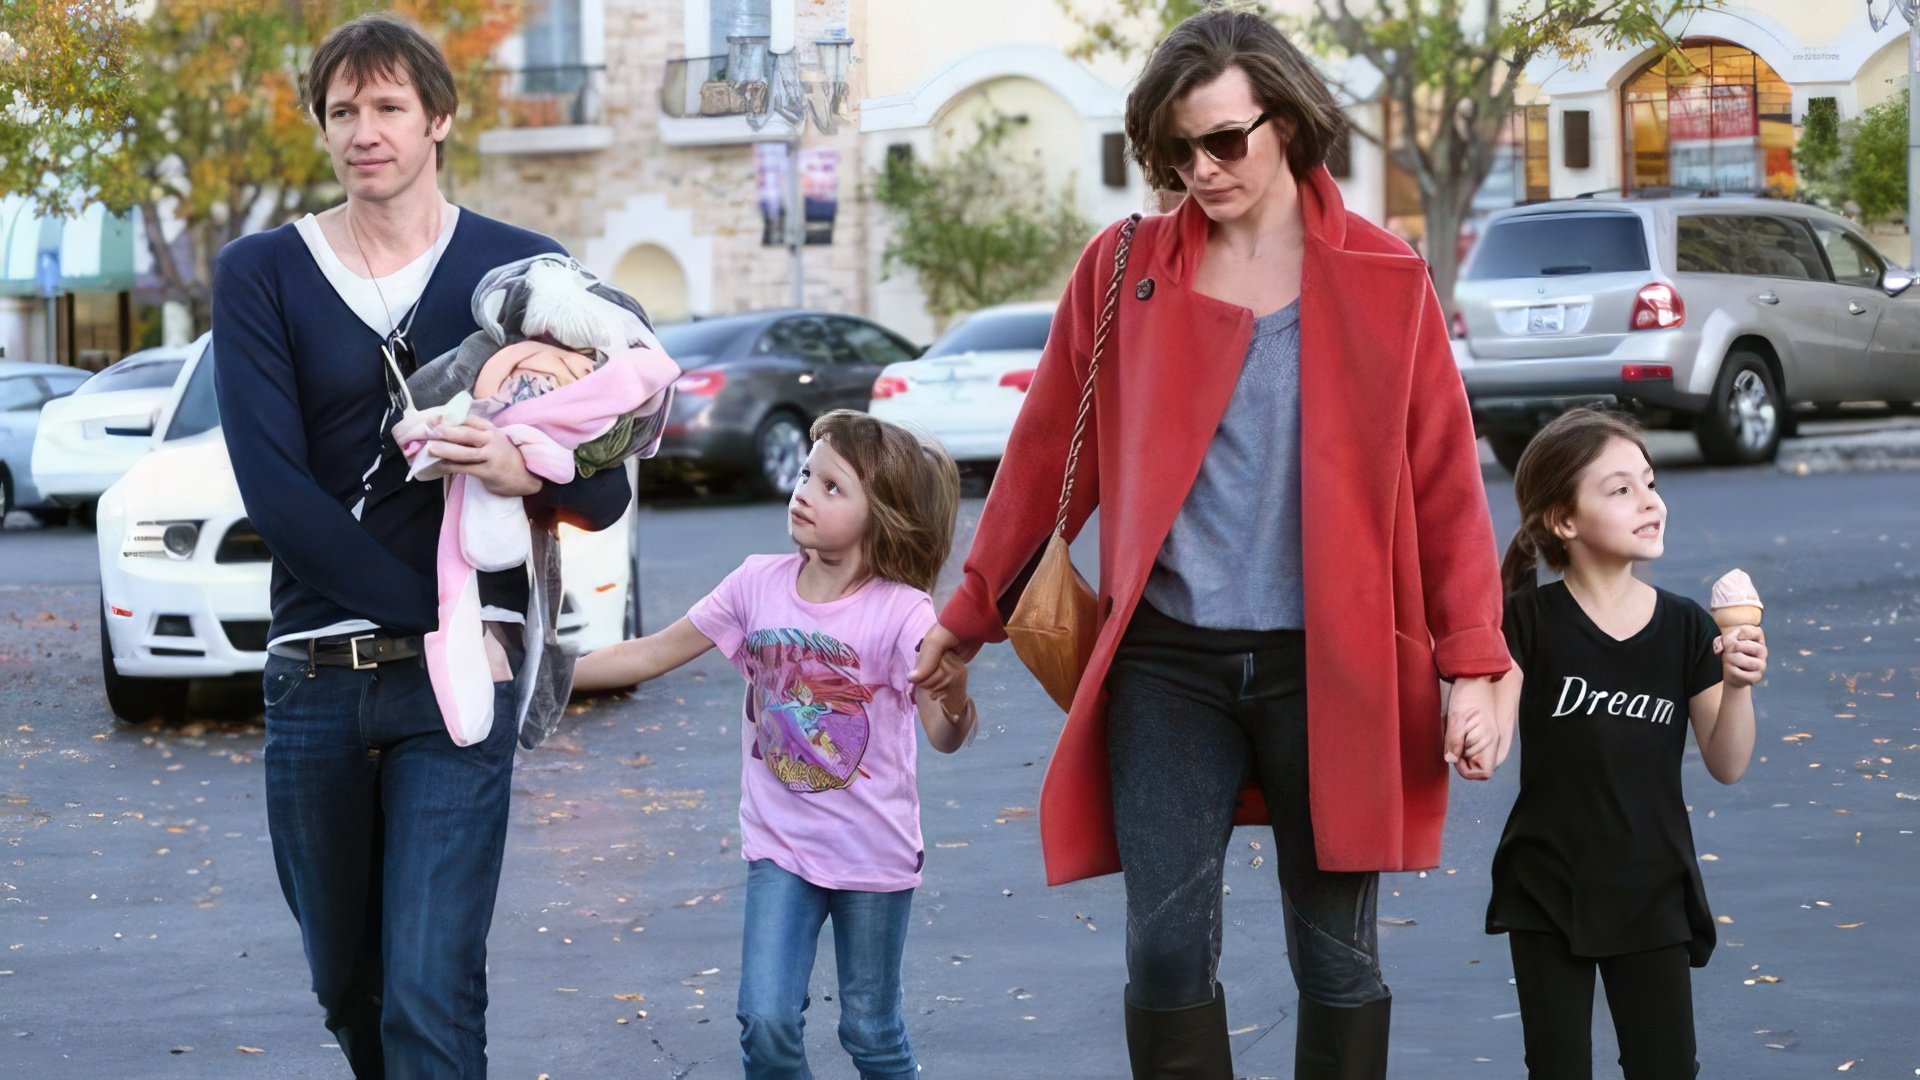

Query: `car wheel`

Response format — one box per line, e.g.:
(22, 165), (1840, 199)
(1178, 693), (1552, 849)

(1694, 350), (1782, 466)
(100, 598), (189, 724)
(1487, 431), (1536, 475)
(0, 470), (12, 520)
(750, 411), (809, 498)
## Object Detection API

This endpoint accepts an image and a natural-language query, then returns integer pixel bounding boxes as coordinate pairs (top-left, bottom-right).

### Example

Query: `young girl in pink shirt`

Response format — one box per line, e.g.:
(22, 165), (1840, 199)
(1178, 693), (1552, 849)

(576, 410), (975, 1079)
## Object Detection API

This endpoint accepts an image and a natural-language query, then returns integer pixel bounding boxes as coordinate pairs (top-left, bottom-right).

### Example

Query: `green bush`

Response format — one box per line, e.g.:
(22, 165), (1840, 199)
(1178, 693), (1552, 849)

(1795, 98), (1841, 207)
(1844, 90), (1907, 225)
(873, 110), (1093, 328)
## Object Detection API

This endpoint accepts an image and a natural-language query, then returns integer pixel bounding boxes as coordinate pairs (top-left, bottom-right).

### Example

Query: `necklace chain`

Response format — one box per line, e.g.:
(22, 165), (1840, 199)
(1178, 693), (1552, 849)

(345, 201), (442, 341)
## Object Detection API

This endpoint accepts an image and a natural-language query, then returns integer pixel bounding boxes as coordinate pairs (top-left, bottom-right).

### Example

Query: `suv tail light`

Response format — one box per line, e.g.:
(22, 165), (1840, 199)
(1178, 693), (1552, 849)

(1450, 310), (1468, 340)
(998, 369), (1037, 393)
(674, 370), (726, 396)
(1621, 365), (1673, 381)
(1630, 283), (1685, 330)
(871, 375), (909, 400)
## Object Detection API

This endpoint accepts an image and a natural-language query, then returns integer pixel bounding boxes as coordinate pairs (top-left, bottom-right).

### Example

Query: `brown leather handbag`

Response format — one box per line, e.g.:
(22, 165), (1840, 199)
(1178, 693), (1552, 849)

(1005, 214), (1140, 712)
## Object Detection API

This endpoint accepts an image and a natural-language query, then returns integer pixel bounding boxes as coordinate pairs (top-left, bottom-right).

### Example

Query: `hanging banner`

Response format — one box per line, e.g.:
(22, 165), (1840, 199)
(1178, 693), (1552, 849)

(800, 149), (839, 246)
(755, 142), (789, 247)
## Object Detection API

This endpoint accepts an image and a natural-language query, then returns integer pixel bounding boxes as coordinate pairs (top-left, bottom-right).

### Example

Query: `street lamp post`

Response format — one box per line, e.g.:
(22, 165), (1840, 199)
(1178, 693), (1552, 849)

(1869, 0), (1920, 266)
(729, 22), (855, 309)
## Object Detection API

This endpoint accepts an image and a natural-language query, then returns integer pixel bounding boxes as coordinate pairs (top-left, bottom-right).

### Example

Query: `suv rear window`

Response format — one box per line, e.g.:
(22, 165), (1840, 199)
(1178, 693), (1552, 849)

(1464, 213), (1650, 280)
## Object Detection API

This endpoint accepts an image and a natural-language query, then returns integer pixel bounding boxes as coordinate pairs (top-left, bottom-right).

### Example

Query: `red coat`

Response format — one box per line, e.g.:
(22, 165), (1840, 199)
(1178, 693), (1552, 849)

(939, 167), (1512, 886)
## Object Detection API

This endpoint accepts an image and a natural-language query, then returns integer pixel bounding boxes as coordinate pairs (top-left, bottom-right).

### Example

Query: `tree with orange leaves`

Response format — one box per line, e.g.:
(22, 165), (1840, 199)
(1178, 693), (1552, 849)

(1, 0), (518, 332)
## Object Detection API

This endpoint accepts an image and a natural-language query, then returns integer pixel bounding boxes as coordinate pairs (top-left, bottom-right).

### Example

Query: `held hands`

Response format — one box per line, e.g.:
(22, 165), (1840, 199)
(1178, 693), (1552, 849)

(1444, 676), (1507, 782)
(909, 622), (980, 694)
(430, 415), (543, 498)
(1713, 625), (1768, 689)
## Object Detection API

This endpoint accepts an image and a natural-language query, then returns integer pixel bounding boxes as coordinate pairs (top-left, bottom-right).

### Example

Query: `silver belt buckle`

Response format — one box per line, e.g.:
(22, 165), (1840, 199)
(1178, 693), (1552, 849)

(349, 633), (378, 671)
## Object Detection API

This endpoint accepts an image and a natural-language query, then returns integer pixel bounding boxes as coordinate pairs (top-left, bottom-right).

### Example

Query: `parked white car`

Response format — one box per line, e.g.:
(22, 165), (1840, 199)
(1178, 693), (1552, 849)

(34, 338), (199, 512)
(97, 340), (642, 722)
(0, 361), (90, 523)
(867, 301), (1053, 469)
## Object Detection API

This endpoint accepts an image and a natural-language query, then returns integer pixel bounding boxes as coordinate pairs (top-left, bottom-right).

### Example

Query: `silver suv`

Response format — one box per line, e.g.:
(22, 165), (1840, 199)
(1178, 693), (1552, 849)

(1454, 196), (1920, 470)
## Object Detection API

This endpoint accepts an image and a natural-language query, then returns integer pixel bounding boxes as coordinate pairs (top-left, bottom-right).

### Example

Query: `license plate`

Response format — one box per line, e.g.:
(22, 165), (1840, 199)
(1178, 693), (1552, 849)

(1527, 305), (1565, 334)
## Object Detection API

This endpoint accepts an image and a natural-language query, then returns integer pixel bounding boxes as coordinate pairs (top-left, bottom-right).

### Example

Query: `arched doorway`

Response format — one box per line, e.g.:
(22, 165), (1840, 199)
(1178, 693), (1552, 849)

(612, 243), (690, 325)
(1622, 39), (1796, 195)
(933, 76), (1083, 196)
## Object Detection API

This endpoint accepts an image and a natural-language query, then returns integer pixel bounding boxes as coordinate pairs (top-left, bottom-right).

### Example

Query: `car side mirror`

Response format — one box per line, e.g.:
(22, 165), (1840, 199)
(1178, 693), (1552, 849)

(1884, 266), (1915, 297)
(103, 407), (160, 439)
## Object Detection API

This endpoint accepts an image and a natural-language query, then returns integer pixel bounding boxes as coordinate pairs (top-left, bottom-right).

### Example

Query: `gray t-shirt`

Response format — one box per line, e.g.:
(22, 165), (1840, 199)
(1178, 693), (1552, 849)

(1141, 300), (1304, 630)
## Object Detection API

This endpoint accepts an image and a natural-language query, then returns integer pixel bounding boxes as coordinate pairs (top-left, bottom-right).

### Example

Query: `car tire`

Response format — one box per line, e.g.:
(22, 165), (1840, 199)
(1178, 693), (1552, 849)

(750, 411), (809, 499)
(1694, 350), (1782, 466)
(0, 470), (12, 520)
(1487, 431), (1535, 475)
(100, 598), (189, 724)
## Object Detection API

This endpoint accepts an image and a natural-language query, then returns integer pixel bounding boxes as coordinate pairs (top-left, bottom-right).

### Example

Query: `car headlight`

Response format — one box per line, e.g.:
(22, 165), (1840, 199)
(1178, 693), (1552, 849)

(123, 520), (203, 561)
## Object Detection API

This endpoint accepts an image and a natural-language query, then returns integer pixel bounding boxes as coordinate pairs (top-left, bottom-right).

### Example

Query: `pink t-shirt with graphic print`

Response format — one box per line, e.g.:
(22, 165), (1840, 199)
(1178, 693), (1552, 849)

(689, 552), (939, 892)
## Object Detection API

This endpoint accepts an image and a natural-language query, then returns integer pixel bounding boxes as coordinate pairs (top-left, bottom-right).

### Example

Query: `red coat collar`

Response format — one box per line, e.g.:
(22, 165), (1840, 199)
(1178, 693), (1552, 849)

(1142, 165), (1353, 287)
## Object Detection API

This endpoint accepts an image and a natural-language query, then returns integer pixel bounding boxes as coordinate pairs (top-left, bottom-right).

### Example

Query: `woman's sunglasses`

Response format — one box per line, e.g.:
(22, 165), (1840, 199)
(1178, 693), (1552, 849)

(1167, 112), (1272, 169)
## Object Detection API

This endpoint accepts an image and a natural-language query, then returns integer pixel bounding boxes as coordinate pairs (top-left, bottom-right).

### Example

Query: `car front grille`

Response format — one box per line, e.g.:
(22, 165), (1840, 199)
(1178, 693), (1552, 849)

(215, 520), (272, 563)
(220, 621), (270, 652)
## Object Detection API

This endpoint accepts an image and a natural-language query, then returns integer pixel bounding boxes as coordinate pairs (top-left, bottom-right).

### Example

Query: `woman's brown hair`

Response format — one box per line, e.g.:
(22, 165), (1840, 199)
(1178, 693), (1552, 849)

(1124, 5), (1347, 192)
(809, 411), (961, 595)
(1501, 408), (1654, 595)
(305, 12), (459, 168)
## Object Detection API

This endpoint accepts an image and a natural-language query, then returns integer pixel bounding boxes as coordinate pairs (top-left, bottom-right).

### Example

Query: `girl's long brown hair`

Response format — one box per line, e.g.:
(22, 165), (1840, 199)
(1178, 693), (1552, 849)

(1501, 408), (1654, 595)
(809, 411), (961, 595)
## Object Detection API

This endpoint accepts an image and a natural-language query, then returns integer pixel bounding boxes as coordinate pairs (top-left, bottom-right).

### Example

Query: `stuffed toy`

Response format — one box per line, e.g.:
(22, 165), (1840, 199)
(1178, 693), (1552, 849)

(394, 254), (681, 748)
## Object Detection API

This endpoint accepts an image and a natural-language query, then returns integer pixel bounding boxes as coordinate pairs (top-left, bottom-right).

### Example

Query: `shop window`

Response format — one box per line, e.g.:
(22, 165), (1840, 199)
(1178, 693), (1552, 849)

(1622, 39), (1795, 196)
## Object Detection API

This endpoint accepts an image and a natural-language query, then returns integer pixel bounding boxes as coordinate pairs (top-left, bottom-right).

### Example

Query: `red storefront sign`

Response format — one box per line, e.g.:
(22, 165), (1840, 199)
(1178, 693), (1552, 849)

(1668, 85), (1757, 141)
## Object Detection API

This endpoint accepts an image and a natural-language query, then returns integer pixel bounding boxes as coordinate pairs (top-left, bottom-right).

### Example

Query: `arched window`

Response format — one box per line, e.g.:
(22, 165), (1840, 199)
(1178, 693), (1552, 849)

(1622, 40), (1796, 195)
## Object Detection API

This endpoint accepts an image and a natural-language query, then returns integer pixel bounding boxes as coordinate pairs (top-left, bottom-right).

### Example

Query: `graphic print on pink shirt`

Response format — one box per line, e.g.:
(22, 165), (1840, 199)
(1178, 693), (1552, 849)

(741, 627), (877, 792)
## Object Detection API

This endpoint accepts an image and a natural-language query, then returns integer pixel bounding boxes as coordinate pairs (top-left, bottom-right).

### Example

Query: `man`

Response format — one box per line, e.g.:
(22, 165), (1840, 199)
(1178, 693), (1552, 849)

(211, 14), (629, 1076)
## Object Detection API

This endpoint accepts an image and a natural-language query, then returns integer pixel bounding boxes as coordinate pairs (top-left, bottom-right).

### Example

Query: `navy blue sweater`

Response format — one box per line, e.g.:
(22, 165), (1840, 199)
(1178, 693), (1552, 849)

(211, 210), (632, 640)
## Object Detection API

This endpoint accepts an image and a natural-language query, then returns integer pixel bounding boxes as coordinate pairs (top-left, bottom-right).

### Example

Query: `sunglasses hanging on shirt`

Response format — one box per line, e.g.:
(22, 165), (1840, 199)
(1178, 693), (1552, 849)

(1167, 112), (1273, 169)
(380, 325), (421, 420)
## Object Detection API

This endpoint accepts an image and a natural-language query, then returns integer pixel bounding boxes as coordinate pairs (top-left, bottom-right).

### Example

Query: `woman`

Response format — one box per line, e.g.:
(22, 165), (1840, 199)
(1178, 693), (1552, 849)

(911, 10), (1511, 1078)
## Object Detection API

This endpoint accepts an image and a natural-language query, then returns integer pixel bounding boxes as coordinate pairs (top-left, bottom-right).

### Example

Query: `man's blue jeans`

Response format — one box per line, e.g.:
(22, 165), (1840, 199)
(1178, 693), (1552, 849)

(262, 652), (517, 1079)
(736, 859), (919, 1080)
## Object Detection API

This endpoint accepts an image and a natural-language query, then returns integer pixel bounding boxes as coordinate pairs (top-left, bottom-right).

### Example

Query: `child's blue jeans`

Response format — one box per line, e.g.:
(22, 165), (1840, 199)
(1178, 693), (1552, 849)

(736, 858), (919, 1080)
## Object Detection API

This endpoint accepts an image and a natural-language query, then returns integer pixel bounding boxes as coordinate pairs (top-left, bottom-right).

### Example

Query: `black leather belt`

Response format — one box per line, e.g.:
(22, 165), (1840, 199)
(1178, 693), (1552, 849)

(268, 633), (423, 670)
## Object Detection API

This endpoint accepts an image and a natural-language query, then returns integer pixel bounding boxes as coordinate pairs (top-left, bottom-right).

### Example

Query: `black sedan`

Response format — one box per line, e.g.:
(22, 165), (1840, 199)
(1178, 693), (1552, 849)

(651, 310), (922, 495)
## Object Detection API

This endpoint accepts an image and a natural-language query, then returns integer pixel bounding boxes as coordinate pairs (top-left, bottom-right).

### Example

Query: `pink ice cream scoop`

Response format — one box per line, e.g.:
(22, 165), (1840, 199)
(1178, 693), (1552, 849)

(1710, 568), (1763, 631)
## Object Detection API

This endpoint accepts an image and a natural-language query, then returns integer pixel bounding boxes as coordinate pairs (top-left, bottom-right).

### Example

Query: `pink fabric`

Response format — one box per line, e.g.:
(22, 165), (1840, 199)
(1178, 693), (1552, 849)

(689, 553), (939, 891)
(402, 346), (680, 746)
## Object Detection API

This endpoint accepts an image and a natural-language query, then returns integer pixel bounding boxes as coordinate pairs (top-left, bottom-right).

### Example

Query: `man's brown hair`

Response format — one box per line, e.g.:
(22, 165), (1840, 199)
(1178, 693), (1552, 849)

(1124, 7), (1347, 192)
(808, 411), (961, 596)
(305, 12), (459, 168)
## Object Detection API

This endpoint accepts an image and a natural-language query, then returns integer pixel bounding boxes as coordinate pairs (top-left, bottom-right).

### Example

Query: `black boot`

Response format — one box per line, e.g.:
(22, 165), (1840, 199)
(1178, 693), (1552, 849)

(1294, 995), (1391, 1080)
(1123, 983), (1234, 1080)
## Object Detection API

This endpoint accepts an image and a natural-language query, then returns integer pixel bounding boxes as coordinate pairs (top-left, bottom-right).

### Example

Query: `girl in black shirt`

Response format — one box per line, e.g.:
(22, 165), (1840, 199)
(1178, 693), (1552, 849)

(1484, 408), (1767, 1079)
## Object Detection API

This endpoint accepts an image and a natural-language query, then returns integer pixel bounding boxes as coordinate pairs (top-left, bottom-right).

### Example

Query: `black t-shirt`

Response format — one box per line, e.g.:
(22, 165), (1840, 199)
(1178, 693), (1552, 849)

(1486, 581), (1725, 967)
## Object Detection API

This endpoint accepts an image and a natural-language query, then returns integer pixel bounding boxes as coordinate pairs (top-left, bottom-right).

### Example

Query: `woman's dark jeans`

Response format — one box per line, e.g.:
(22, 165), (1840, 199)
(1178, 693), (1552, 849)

(1106, 604), (1389, 1013)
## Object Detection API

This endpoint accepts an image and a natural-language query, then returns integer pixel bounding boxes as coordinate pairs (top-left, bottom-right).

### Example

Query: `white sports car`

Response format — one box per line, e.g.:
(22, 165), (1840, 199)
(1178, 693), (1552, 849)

(866, 301), (1053, 468)
(33, 338), (201, 512)
(96, 340), (642, 722)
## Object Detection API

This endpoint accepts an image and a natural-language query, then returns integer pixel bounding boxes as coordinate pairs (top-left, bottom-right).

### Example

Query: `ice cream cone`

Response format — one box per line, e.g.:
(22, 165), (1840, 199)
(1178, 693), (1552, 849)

(1712, 604), (1762, 632)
